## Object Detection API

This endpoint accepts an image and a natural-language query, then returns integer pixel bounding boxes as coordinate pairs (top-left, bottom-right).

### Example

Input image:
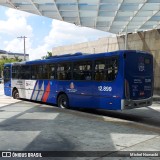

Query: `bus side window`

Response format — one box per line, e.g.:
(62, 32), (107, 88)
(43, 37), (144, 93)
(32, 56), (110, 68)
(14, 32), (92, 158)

(64, 63), (72, 80)
(106, 58), (118, 81)
(57, 64), (64, 80)
(42, 65), (49, 79)
(94, 59), (105, 81)
(37, 65), (43, 79)
(49, 64), (56, 80)
(57, 63), (72, 80)
(17, 66), (22, 79)
(12, 66), (16, 79)
(73, 61), (92, 80)
(31, 65), (37, 79)
(21, 65), (31, 79)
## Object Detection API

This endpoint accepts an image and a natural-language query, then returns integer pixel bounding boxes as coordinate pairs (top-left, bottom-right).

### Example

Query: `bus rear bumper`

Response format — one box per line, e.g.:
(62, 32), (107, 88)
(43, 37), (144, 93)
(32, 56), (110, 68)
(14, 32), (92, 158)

(121, 97), (153, 110)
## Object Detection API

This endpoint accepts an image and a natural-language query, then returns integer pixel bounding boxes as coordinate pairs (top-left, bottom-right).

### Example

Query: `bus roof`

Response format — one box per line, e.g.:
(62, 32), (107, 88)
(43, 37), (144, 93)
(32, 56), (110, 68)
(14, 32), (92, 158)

(8, 50), (151, 66)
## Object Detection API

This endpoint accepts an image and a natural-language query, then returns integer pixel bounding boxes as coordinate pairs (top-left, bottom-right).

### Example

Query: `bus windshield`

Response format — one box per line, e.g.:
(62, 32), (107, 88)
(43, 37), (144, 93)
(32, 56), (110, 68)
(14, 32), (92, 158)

(3, 66), (11, 83)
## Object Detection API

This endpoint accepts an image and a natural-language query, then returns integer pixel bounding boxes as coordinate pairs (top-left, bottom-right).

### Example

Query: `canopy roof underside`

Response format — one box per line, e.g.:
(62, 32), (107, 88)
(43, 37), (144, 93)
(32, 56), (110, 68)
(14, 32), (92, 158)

(1, 0), (160, 34)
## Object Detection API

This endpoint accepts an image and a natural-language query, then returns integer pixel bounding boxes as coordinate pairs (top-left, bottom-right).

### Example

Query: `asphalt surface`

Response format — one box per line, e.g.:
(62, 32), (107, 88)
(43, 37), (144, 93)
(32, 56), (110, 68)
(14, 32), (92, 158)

(0, 84), (160, 160)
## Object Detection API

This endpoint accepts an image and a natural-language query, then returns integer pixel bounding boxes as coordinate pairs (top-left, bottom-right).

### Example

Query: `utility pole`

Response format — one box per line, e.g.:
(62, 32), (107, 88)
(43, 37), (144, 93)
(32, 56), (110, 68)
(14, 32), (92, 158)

(17, 36), (27, 61)
(125, 25), (128, 50)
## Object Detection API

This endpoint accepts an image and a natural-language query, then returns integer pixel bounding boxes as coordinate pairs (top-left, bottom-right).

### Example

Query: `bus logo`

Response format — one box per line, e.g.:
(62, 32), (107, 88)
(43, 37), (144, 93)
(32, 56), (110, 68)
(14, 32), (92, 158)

(68, 82), (77, 93)
(70, 82), (74, 89)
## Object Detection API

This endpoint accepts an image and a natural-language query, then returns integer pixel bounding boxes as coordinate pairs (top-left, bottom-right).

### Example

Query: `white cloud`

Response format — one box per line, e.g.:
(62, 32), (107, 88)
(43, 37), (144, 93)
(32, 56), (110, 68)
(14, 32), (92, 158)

(44, 20), (113, 48)
(5, 38), (32, 53)
(28, 44), (50, 60)
(29, 19), (115, 60)
(1, 8), (114, 60)
(29, 20), (113, 60)
(0, 8), (33, 37)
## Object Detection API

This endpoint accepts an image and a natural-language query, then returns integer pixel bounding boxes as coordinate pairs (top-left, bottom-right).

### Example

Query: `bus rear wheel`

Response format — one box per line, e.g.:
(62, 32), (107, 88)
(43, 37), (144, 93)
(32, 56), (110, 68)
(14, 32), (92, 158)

(13, 90), (19, 99)
(58, 94), (69, 109)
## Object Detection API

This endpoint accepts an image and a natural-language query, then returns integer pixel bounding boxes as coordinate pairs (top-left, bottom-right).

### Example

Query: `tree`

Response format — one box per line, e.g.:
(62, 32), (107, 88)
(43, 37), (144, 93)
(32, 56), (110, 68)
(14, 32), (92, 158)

(42, 51), (52, 59)
(0, 57), (22, 78)
(14, 56), (22, 62)
(1, 56), (7, 60)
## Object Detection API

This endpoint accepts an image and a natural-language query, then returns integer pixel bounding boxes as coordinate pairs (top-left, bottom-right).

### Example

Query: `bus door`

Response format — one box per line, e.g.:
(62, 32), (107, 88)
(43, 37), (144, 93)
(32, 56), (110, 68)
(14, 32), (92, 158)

(124, 51), (153, 100)
(3, 64), (12, 96)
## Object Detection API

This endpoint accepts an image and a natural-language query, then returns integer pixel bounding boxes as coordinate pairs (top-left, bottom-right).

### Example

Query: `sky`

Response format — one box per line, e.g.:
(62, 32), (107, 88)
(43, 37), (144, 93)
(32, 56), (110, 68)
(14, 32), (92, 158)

(0, 6), (114, 60)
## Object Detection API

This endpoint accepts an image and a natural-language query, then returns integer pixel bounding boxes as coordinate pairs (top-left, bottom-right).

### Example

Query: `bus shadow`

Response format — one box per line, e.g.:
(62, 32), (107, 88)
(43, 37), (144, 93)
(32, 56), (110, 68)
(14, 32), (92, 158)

(75, 108), (160, 128)
(17, 99), (160, 128)
(0, 99), (159, 155)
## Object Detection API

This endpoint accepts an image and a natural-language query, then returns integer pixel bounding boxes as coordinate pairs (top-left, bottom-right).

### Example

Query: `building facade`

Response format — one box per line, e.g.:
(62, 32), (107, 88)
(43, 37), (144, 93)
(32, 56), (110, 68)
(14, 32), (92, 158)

(0, 50), (29, 61)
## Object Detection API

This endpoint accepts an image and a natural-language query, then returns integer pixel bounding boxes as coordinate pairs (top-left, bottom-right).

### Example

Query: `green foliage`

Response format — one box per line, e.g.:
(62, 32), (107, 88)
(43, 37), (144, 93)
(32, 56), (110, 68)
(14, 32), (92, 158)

(42, 51), (52, 59)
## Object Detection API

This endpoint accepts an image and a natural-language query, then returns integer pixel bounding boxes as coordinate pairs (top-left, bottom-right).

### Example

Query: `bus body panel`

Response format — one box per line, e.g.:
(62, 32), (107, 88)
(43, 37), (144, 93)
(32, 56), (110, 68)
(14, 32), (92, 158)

(91, 52), (125, 110)
(121, 51), (153, 109)
(11, 79), (58, 104)
(124, 51), (153, 100)
(11, 79), (123, 110)
(65, 81), (94, 108)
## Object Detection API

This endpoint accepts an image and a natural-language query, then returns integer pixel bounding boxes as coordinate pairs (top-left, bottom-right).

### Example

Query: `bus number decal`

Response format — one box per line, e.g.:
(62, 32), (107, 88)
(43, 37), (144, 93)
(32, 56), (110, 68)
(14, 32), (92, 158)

(98, 86), (112, 92)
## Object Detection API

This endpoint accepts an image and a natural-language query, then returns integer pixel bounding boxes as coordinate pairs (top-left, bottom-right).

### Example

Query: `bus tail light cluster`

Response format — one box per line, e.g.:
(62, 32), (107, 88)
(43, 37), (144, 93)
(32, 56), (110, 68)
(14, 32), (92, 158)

(125, 79), (130, 99)
(140, 91), (145, 96)
(113, 95), (119, 98)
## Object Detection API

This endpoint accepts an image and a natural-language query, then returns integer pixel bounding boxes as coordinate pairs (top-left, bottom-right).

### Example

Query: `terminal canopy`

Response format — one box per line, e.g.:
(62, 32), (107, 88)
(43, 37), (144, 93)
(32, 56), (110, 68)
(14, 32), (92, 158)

(1, 0), (160, 34)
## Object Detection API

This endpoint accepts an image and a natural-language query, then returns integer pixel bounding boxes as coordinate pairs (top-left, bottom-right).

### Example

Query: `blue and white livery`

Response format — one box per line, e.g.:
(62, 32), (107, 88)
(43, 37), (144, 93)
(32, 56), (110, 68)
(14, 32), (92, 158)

(3, 50), (153, 110)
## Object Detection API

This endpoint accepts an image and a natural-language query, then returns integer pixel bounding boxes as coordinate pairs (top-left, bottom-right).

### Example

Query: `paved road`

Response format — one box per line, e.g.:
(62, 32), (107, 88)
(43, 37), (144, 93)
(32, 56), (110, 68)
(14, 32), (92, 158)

(0, 84), (160, 160)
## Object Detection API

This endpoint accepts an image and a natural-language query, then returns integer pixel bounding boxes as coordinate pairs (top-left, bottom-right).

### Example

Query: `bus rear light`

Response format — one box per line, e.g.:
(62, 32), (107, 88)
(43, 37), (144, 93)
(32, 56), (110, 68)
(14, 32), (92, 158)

(140, 92), (145, 96)
(113, 95), (119, 98)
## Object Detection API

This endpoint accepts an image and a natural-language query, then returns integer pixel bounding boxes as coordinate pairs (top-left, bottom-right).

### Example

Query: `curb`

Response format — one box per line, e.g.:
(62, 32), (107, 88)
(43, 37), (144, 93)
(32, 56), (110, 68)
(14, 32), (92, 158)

(153, 97), (160, 101)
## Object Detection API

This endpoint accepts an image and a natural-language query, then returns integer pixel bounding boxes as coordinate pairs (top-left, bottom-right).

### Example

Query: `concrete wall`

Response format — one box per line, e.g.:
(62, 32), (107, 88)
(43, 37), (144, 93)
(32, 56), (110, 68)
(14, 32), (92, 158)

(52, 29), (160, 94)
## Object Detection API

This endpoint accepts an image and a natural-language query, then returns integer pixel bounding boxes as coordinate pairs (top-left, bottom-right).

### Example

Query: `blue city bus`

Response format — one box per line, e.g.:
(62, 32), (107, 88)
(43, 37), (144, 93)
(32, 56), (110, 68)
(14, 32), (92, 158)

(3, 50), (153, 110)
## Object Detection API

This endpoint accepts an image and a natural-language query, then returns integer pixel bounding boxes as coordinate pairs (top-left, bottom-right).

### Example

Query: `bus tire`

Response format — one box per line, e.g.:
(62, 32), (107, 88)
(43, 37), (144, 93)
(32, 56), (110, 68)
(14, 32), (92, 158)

(13, 90), (19, 99)
(57, 94), (69, 109)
